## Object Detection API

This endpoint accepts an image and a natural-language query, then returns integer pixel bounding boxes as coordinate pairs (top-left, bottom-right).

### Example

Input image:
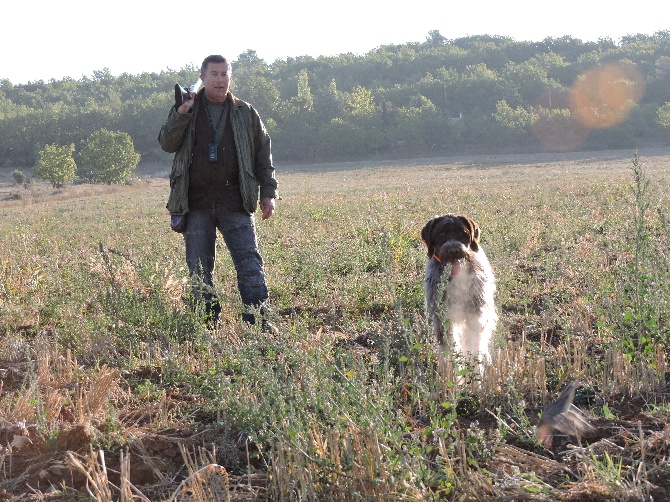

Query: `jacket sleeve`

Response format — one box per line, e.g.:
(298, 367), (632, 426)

(250, 105), (278, 200)
(158, 108), (192, 153)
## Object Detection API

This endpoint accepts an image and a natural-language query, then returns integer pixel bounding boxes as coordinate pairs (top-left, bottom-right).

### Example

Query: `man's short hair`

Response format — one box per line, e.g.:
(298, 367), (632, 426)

(201, 55), (229, 76)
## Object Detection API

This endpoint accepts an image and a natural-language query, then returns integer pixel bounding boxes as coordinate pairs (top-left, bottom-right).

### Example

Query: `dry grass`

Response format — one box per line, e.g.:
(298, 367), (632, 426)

(1, 148), (669, 500)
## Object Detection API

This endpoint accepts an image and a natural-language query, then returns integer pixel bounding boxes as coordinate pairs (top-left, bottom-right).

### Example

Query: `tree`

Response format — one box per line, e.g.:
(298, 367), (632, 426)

(3, 32), (670, 165)
(317, 118), (368, 159)
(235, 49), (266, 67)
(293, 69), (313, 111)
(33, 144), (77, 188)
(234, 75), (280, 120)
(118, 92), (172, 161)
(313, 79), (345, 124)
(656, 102), (670, 129)
(78, 129), (140, 184)
(531, 108), (589, 152)
(388, 95), (447, 150)
(345, 86), (377, 119)
(493, 100), (532, 143)
(426, 30), (447, 47)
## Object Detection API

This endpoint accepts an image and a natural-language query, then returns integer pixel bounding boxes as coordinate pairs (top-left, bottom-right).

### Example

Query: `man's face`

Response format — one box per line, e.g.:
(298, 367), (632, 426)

(202, 61), (231, 103)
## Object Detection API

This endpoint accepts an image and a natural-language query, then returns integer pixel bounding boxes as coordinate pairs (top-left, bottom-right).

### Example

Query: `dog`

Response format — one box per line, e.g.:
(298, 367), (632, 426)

(421, 214), (497, 362)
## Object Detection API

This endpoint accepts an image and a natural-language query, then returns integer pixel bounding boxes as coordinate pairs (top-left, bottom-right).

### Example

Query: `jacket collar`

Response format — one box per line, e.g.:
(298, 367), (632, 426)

(197, 89), (244, 107)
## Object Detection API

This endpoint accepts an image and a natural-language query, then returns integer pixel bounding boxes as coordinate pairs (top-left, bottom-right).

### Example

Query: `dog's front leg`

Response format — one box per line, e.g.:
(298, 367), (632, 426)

(460, 316), (487, 358)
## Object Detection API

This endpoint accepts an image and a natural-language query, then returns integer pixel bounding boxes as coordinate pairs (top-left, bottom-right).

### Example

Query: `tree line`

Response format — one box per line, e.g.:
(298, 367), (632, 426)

(2, 30), (670, 172)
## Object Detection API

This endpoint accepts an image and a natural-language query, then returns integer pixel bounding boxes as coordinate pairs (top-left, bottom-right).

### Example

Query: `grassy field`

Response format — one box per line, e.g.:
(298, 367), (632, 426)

(0, 148), (669, 501)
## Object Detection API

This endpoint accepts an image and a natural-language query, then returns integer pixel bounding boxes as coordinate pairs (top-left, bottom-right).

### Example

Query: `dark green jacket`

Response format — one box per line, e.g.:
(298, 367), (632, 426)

(159, 91), (277, 215)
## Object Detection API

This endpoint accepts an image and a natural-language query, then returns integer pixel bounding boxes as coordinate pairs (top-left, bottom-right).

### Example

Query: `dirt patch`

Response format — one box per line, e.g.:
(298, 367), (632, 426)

(0, 175), (167, 208)
(0, 359), (266, 500)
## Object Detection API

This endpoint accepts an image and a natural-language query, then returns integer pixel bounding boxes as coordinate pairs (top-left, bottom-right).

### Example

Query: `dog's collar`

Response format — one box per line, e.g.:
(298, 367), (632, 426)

(432, 254), (442, 264)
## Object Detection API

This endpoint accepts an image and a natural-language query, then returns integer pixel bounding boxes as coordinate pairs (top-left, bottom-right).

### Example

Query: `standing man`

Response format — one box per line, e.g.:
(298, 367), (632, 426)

(159, 55), (277, 329)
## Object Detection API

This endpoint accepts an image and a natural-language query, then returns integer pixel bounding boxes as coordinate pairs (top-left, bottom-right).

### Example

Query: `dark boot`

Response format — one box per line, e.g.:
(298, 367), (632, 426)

(205, 299), (222, 327)
(242, 309), (277, 334)
(242, 312), (256, 325)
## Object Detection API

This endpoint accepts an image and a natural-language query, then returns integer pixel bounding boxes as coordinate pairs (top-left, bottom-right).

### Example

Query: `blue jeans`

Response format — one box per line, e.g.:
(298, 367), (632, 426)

(183, 204), (269, 310)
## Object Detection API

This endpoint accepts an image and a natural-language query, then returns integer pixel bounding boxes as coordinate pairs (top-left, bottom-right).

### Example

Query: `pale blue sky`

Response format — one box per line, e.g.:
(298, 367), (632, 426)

(3, 0), (667, 84)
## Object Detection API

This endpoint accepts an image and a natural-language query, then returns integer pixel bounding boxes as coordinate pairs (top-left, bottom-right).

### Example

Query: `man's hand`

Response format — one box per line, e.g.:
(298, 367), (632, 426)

(176, 92), (196, 114)
(260, 197), (275, 220)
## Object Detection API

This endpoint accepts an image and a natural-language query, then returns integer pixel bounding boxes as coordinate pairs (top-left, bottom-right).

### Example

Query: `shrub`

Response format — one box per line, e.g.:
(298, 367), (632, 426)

(33, 144), (77, 188)
(78, 129), (140, 184)
(11, 169), (25, 185)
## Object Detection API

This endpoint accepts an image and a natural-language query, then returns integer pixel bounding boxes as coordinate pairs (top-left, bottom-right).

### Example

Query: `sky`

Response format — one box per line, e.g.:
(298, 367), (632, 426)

(2, 0), (667, 85)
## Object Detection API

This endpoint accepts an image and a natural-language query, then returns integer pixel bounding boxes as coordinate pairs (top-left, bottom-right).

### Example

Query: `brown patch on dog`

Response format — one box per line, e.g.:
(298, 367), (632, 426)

(421, 214), (480, 260)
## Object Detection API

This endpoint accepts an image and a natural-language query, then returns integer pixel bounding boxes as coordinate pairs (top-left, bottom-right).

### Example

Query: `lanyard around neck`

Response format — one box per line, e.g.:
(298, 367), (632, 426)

(203, 98), (227, 143)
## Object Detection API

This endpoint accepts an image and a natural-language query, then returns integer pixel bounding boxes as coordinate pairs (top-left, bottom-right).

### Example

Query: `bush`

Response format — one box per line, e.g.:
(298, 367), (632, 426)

(78, 129), (140, 184)
(33, 144), (77, 188)
(11, 170), (25, 185)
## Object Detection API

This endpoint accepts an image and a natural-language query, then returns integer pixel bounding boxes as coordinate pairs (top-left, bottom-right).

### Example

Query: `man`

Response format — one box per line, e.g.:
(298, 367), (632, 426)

(159, 55), (277, 329)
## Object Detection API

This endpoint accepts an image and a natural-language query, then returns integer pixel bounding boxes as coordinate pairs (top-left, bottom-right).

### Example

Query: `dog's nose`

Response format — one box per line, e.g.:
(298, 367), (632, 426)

(437, 241), (469, 262)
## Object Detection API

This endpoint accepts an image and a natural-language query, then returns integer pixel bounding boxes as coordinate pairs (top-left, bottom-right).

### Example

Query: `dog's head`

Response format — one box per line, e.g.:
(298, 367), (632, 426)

(421, 214), (480, 277)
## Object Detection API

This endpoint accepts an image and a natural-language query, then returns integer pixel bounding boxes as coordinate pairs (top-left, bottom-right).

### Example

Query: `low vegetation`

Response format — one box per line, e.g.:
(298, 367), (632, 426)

(0, 149), (669, 500)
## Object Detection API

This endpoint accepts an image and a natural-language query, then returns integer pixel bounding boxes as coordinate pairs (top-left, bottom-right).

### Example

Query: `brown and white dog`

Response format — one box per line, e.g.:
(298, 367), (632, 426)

(421, 214), (497, 362)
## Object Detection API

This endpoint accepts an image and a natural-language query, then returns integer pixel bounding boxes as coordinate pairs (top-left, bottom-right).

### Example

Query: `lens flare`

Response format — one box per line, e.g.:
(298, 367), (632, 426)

(532, 63), (645, 151)
(569, 63), (645, 129)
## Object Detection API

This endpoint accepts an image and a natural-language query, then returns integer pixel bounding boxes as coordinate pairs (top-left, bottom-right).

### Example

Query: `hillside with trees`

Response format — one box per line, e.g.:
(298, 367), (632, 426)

(1, 30), (670, 168)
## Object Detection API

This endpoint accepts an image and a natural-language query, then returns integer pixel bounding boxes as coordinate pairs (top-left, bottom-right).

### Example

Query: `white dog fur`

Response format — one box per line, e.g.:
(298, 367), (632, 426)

(422, 214), (497, 361)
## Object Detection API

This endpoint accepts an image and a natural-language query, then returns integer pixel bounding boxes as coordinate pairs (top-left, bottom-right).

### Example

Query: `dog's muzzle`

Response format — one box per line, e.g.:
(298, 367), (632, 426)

(434, 242), (471, 279)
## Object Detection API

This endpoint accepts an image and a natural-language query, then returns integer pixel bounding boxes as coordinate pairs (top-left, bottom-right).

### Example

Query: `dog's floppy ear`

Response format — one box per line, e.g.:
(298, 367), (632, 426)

(459, 215), (480, 251)
(471, 223), (480, 251)
(421, 216), (440, 257)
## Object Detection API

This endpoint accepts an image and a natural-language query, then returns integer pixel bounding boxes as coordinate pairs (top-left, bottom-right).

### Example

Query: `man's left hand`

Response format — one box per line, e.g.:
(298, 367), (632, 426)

(260, 197), (276, 220)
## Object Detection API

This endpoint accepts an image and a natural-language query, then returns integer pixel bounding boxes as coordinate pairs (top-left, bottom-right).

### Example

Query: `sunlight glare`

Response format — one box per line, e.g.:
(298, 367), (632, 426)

(569, 63), (645, 129)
